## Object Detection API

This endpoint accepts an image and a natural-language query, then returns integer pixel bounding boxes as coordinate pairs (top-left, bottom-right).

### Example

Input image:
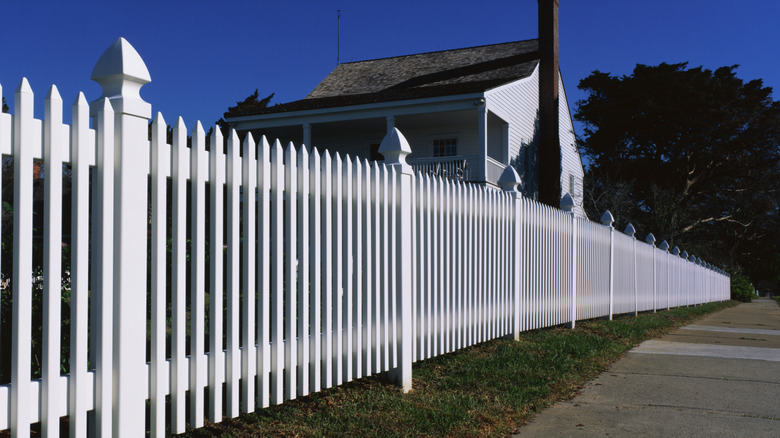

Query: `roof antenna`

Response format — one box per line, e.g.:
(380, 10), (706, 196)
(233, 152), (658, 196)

(337, 9), (341, 65)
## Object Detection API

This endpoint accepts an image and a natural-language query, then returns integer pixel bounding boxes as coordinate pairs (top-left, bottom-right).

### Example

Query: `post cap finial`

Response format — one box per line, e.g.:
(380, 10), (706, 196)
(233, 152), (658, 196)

(90, 37), (151, 119)
(378, 127), (412, 171)
(624, 223), (636, 237)
(659, 240), (670, 251)
(645, 233), (656, 245)
(498, 165), (522, 194)
(560, 192), (575, 213)
(600, 210), (614, 226)
(672, 246), (680, 255)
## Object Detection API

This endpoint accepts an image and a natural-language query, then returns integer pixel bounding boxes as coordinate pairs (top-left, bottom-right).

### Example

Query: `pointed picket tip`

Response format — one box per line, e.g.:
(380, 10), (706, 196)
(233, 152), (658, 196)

(645, 233), (656, 245)
(74, 92), (88, 107)
(45, 84), (62, 102)
(91, 96), (115, 114)
(175, 116), (187, 131)
(560, 192), (575, 213)
(16, 77), (33, 94)
(152, 111), (166, 127)
(600, 210), (614, 226)
(210, 126), (224, 148)
(659, 240), (670, 251)
(259, 134), (270, 148)
(243, 131), (255, 148)
(92, 37), (151, 84)
(194, 120), (205, 136)
(624, 223), (636, 237)
(498, 165), (521, 193)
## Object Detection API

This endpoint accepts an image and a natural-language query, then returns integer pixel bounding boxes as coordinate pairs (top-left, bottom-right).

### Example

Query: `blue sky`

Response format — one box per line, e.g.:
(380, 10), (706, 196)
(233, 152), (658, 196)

(2, 0), (779, 137)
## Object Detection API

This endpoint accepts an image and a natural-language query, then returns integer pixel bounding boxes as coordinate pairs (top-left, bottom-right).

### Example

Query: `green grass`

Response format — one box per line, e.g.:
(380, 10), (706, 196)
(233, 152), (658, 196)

(184, 301), (737, 437)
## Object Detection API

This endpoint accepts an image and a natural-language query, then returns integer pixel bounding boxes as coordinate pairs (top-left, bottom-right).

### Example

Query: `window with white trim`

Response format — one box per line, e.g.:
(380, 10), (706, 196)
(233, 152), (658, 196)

(432, 137), (457, 157)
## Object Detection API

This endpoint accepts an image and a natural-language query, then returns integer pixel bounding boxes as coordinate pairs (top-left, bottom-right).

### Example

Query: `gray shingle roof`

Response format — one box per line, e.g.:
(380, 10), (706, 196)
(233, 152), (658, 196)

(241, 39), (539, 116)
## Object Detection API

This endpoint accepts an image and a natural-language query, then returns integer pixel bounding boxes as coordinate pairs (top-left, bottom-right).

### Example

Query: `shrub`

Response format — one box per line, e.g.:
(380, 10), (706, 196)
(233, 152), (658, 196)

(730, 273), (754, 302)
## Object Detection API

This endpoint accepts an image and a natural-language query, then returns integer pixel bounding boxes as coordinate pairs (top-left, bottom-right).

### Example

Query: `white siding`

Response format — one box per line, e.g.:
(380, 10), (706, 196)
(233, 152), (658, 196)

(485, 67), (539, 199)
(486, 65), (586, 217)
(558, 76), (586, 218)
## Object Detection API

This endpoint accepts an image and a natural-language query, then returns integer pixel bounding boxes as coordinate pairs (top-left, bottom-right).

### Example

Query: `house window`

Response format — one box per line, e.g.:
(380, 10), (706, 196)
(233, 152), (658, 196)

(432, 137), (457, 157)
(569, 173), (576, 196)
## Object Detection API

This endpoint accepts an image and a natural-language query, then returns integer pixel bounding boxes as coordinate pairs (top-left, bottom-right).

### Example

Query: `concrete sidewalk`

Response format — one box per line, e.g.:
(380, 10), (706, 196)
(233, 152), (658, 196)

(516, 299), (780, 437)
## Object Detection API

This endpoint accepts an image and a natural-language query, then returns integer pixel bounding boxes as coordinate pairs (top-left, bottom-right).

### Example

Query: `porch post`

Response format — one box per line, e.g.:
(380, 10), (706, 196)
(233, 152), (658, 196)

(386, 115), (396, 133)
(477, 103), (488, 183)
(90, 38), (151, 437)
(303, 122), (312, 148)
(380, 127), (414, 393)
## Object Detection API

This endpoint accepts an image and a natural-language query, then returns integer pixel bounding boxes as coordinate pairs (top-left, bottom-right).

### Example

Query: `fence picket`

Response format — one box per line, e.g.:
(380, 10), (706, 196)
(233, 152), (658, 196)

(257, 136), (271, 407)
(42, 85), (63, 438)
(270, 140), (284, 402)
(69, 93), (91, 438)
(171, 117), (188, 432)
(343, 155), (353, 383)
(149, 113), (167, 436)
(309, 148), (322, 393)
(226, 130), (241, 417)
(285, 142), (298, 400)
(208, 126), (226, 419)
(298, 145), (310, 396)
(242, 133), (258, 412)
(191, 122), (207, 426)
(91, 96), (114, 438)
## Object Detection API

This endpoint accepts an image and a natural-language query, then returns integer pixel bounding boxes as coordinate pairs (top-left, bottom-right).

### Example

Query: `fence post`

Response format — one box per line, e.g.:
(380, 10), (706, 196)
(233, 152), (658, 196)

(90, 38), (151, 437)
(380, 128), (413, 393)
(600, 211), (615, 320)
(659, 241), (670, 309)
(561, 193), (576, 329)
(645, 233), (656, 312)
(499, 166), (522, 339)
(671, 247), (680, 306)
(624, 224), (637, 316)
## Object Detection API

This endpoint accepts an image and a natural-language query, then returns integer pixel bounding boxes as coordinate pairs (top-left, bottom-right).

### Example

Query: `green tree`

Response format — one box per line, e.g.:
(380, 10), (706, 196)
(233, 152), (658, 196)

(575, 63), (780, 290)
(215, 89), (274, 137)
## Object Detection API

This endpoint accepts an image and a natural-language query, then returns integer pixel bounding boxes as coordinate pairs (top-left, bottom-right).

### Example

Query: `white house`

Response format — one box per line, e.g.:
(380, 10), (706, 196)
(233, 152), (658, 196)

(227, 38), (585, 216)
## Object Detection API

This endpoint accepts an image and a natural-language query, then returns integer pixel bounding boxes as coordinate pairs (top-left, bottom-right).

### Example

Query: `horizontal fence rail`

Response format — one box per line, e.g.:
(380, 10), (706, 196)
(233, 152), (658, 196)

(0, 39), (731, 437)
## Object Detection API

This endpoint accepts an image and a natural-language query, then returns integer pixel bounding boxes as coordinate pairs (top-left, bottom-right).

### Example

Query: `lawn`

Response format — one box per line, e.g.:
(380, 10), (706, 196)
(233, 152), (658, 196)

(183, 301), (737, 437)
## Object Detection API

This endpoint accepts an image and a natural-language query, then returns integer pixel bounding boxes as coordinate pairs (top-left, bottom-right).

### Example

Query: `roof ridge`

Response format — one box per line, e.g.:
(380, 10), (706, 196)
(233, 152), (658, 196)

(338, 38), (538, 65)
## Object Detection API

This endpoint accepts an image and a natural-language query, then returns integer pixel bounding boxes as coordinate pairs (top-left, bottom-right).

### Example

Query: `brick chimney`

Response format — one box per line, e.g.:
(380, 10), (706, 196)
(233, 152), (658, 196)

(538, 0), (562, 207)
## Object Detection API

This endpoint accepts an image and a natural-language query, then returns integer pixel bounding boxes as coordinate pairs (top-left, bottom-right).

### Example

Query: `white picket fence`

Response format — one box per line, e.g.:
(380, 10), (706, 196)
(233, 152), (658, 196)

(0, 39), (730, 437)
